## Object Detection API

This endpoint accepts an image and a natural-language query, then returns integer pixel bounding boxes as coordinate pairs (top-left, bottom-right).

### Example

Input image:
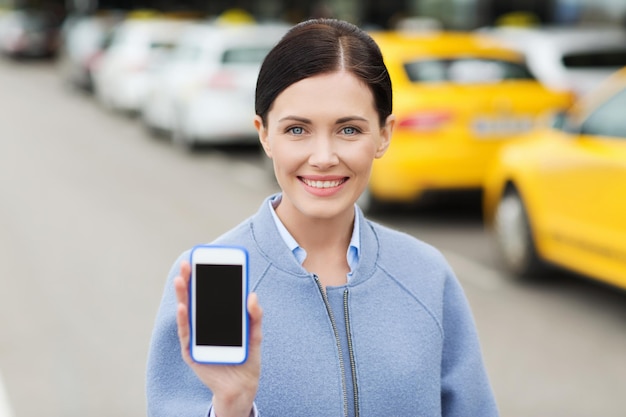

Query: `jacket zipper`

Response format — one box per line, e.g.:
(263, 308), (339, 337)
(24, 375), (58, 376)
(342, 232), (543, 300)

(343, 289), (360, 417)
(314, 275), (359, 417)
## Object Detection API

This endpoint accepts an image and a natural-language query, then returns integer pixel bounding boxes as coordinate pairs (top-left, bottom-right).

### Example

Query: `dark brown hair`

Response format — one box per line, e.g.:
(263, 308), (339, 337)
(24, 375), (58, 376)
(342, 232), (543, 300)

(255, 18), (392, 126)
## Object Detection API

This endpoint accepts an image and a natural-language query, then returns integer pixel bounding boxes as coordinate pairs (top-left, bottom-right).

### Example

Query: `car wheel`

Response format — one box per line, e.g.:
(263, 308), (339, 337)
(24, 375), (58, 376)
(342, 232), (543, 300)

(142, 115), (168, 139)
(171, 114), (197, 152)
(493, 187), (544, 277)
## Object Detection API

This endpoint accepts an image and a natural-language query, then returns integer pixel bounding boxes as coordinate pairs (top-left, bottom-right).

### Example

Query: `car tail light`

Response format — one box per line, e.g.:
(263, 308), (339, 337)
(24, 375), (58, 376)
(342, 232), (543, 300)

(207, 71), (237, 89)
(128, 60), (148, 72)
(85, 51), (103, 71)
(397, 110), (453, 131)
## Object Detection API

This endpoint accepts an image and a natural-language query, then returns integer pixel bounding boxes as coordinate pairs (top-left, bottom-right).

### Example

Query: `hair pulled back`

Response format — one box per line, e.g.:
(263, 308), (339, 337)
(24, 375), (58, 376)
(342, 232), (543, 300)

(255, 19), (392, 126)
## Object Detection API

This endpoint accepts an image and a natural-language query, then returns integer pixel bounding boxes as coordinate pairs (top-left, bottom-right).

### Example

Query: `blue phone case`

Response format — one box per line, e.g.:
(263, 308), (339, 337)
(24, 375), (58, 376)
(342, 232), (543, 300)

(188, 244), (249, 364)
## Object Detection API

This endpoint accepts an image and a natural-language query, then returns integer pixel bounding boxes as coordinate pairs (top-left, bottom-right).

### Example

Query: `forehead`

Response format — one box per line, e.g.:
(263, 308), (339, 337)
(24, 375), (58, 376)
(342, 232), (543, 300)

(269, 71), (377, 120)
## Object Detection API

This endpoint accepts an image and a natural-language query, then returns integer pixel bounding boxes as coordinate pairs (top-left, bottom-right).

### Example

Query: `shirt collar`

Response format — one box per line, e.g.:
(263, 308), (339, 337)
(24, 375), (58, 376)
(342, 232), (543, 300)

(269, 194), (361, 276)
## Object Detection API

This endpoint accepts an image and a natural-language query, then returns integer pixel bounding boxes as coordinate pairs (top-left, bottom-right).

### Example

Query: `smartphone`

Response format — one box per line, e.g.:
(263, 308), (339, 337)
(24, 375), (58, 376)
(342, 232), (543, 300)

(189, 244), (249, 364)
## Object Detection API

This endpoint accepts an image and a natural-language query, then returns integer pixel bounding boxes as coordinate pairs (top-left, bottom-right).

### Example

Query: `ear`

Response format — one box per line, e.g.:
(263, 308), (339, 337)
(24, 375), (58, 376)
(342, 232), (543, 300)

(254, 115), (272, 158)
(375, 114), (395, 158)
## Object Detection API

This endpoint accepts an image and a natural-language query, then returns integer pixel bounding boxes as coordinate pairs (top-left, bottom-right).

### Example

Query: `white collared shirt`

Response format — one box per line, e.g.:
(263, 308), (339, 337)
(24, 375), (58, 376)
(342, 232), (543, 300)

(269, 194), (360, 281)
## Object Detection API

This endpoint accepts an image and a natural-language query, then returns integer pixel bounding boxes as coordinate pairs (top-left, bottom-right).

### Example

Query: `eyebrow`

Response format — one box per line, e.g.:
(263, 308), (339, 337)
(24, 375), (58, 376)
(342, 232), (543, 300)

(278, 116), (311, 124)
(278, 115), (369, 124)
(336, 116), (368, 124)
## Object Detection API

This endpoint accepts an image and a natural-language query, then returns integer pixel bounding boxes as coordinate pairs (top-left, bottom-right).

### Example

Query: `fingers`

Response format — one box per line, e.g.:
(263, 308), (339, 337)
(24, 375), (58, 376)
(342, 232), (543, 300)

(180, 260), (190, 282)
(175, 260), (192, 363)
(174, 260), (191, 304)
(176, 302), (192, 363)
(247, 292), (262, 321)
(247, 292), (263, 347)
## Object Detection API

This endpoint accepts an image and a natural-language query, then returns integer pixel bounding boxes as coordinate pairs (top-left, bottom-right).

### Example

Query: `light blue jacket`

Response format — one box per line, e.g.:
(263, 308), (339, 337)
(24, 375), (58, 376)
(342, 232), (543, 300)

(146, 195), (499, 417)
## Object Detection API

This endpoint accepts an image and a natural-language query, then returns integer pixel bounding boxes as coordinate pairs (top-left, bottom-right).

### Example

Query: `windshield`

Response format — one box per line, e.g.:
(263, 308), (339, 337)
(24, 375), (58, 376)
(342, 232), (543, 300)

(562, 51), (626, 69)
(404, 58), (534, 83)
(222, 46), (273, 64)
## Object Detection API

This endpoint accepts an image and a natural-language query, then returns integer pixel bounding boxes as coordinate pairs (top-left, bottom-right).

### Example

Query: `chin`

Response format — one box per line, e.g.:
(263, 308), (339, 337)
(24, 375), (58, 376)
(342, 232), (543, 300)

(299, 196), (355, 220)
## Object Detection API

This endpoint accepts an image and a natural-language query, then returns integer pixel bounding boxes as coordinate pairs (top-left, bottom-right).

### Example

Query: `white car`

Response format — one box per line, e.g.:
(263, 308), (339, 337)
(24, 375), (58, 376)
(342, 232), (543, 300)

(91, 17), (195, 113)
(57, 11), (125, 91)
(148, 22), (289, 148)
(478, 25), (626, 97)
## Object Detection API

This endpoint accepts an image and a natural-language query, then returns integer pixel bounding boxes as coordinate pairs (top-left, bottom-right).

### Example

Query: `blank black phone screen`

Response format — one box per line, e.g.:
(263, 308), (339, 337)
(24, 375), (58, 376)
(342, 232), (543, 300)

(195, 264), (243, 346)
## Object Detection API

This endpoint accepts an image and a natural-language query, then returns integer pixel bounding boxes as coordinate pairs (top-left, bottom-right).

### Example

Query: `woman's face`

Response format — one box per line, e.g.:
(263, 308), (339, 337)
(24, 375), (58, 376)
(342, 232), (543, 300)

(255, 71), (394, 222)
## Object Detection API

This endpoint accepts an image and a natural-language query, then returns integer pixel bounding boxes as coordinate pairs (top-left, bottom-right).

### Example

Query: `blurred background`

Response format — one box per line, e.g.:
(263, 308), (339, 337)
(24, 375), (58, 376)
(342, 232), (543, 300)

(3, 0), (626, 29)
(1, 0), (625, 416)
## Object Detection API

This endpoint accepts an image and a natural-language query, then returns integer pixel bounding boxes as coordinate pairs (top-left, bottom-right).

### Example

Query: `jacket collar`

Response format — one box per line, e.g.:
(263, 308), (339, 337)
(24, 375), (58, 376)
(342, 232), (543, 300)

(249, 194), (379, 285)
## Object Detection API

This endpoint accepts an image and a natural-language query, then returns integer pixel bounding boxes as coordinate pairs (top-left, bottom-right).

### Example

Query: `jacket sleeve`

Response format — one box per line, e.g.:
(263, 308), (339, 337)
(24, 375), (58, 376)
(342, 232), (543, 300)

(145, 252), (213, 417)
(440, 269), (500, 417)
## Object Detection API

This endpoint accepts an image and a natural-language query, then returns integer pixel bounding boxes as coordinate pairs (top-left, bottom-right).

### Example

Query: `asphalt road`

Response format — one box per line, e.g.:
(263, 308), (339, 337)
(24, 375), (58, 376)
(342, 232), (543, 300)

(0, 58), (625, 417)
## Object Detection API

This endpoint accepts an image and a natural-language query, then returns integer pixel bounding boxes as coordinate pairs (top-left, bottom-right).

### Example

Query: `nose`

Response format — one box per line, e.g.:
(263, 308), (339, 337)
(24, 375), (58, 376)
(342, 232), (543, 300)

(308, 135), (339, 169)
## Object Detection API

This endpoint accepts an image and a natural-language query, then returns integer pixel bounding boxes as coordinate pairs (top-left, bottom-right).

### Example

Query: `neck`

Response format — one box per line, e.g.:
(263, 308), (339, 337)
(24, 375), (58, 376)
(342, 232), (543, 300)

(276, 204), (355, 255)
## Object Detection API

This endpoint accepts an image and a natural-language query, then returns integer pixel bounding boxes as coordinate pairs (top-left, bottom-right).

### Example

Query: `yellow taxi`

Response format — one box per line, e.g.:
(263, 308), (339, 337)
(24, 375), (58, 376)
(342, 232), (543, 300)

(362, 30), (573, 210)
(483, 67), (626, 289)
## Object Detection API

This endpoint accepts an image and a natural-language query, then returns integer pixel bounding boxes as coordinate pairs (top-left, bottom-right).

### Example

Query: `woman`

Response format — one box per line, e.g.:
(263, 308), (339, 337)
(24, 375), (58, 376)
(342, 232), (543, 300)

(146, 18), (498, 417)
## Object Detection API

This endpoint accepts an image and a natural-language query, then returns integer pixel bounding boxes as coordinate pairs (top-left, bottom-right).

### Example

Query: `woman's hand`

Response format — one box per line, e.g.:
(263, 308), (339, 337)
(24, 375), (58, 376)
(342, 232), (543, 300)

(175, 260), (263, 417)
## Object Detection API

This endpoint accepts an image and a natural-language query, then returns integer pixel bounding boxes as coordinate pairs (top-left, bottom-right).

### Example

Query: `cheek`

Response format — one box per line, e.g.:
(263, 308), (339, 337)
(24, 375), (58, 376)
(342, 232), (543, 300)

(270, 143), (303, 173)
(343, 143), (378, 172)
(341, 157), (374, 183)
(355, 158), (375, 177)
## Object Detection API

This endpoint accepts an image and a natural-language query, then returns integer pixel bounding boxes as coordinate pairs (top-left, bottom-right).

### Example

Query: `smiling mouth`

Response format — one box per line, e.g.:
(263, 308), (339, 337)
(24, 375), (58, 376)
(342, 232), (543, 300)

(299, 177), (348, 189)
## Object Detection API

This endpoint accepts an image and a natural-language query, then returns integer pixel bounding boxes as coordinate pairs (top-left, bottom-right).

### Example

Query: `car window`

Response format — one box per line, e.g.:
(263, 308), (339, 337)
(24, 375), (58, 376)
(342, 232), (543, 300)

(221, 46), (272, 64)
(580, 87), (626, 139)
(403, 58), (534, 83)
(172, 44), (202, 62)
(562, 51), (626, 68)
(150, 41), (176, 52)
(106, 27), (135, 49)
(112, 27), (152, 49)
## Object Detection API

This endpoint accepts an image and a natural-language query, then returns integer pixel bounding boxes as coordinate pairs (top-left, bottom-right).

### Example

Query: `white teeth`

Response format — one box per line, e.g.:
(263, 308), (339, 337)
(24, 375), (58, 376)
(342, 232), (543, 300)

(302, 178), (345, 188)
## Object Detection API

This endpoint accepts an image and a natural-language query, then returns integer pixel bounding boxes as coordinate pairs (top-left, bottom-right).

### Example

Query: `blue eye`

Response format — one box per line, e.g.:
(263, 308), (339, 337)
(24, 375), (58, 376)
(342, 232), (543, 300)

(342, 126), (359, 135)
(289, 126), (304, 135)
